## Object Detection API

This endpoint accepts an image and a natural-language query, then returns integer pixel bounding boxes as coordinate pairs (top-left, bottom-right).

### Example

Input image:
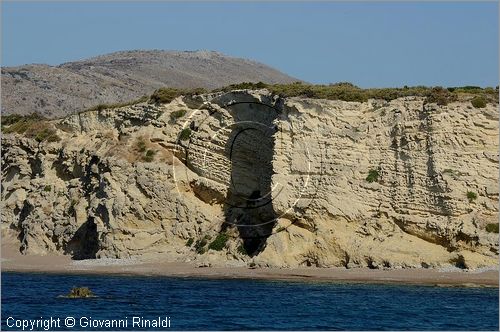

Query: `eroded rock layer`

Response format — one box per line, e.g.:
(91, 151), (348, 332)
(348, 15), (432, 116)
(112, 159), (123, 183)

(2, 90), (498, 269)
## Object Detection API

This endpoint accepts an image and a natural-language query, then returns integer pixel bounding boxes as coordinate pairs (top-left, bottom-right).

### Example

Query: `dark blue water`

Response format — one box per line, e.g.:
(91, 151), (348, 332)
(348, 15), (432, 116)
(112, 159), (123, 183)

(1, 272), (498, 331)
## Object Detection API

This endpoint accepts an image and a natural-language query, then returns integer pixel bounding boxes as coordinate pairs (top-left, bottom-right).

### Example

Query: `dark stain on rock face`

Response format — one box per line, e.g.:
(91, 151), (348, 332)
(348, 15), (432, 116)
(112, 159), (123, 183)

(222, 101), (280, 256)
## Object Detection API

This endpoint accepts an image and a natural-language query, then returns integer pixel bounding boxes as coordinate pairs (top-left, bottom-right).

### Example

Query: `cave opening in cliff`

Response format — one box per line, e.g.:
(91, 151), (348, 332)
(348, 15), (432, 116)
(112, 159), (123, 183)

(65, 217), (99, 259)
(222, 101), (279, 256)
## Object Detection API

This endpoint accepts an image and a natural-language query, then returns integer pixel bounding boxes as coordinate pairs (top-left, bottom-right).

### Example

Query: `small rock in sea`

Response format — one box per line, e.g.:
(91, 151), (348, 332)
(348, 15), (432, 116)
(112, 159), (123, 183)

(64, 287), (96, 298)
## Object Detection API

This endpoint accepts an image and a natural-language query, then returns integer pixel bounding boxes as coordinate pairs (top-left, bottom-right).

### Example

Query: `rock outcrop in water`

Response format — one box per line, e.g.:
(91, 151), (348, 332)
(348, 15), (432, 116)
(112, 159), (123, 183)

(1, 90), (498, 269)
(63, 287), (96, 298)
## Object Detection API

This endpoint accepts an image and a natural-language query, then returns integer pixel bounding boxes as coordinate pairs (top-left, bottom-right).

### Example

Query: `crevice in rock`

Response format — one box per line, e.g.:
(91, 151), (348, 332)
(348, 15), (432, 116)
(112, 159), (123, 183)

(29, 157), (43, 178)
(419, 106), (452, 216)
(52, 159), (74, 181)
(391, 217), (452, 250)
(17, 201), (34, 253)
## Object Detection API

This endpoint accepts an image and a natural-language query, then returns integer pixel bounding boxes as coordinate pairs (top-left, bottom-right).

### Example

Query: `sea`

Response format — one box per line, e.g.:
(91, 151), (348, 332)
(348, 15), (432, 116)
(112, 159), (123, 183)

(1, 272), (498, 331)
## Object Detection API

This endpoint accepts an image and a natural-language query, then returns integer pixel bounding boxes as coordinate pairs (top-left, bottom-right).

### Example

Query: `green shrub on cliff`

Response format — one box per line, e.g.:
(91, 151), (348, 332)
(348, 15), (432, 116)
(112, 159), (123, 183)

(34, 126), (61, 142)
(142, 149), (156, 162)
(471, 96), (487, 108)
(425, 87), (457, 106)
(237, 244), (247, 255)
(170, 109), (187, 122)
(150, 88), (183, 104)
(84, 95), (149, 113)
(3, 113), (60, 142)
(149, 88), (206, 105)
(194, 235), (210, 254)
(1, 114), (26, 127)
(2, 113), (44, 133)
(485, 223), (499, 233)
(208, 233), (229, 251)
(179, 128), (191, 141)
(366, 169), (380, 183)
(136, 137), (147, 152)
(466, 191), (477, 202)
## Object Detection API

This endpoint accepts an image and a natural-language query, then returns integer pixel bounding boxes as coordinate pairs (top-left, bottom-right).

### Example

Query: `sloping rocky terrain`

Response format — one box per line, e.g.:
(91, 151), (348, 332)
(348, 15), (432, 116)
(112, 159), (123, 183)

(1, 89), (498, 269)
(1, 50), (298, 118)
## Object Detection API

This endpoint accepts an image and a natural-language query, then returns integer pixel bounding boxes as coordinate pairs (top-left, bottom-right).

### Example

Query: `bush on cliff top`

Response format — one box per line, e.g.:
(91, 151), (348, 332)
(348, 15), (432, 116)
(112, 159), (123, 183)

(149, 87), (206, 105)
(70, 82), (497, 116)
(471, 96), (487, 108)
(2, 113), (60, 142)
(83, 95), (149, 113)
(214, 82), (498, 105)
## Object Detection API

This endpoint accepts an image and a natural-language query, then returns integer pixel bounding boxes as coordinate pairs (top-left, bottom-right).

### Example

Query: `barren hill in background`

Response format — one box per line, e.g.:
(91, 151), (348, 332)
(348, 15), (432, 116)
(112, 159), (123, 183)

(1, 50), (299, 118)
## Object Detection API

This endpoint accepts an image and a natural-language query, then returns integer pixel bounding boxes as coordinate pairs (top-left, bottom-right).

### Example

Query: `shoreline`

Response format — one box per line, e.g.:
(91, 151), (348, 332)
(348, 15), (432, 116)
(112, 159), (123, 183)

(2, 245), (498, 287)
(3, 265), (499, 288)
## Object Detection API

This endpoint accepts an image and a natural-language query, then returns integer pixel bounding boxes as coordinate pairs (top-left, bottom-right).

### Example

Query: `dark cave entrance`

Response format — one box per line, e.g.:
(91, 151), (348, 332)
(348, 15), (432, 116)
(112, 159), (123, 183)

(65, 217), (99, 259)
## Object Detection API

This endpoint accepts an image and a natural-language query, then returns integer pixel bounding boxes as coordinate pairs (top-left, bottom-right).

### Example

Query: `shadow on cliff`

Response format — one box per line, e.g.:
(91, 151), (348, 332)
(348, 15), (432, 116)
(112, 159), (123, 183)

(221, 101), (279, 256)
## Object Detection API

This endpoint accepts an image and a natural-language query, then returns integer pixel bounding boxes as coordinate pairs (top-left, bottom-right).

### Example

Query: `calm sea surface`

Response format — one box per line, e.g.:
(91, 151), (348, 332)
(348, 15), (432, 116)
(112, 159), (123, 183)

(1, 272), (498, 330)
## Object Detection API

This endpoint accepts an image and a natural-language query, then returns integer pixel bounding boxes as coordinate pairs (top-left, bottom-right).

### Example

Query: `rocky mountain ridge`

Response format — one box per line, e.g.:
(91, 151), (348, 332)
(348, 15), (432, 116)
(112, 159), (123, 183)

(1, 90), (498, 269)
(1, 50), (298, 118)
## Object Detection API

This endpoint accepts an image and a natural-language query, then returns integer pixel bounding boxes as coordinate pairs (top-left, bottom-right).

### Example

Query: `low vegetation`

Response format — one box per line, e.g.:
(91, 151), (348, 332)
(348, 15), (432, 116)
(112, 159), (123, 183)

(133, 137), (157, 162)
(485, 223), (499, 234)
(135, 137), (147, 153)
(3, 83), (497, 146)
(466, 191), (477, 203)
(170, 109), (187, 122)
(179, 128), (191, 141)
(208, 233), (229, 251)
(94, 82), (496, 110)
(237, 244), (247, 256)
(215, 82), (498, 105)
(366, 169), (380, 183)
(1, 114), (26, 126)
(12, 82), (493, 125)
(142, 149), (156, 162)
(194, 235), (210, 254)
(470, 96), (487, 108)
(83, 95), (149, 113)
(2, 113), (61, 142)
(185, 238), (194, 247)
(149, 87), (206, 104)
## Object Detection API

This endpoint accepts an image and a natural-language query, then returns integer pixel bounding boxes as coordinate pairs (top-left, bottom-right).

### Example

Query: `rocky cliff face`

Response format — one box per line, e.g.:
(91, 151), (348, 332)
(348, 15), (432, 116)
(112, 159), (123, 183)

(2, 90), (498, 269)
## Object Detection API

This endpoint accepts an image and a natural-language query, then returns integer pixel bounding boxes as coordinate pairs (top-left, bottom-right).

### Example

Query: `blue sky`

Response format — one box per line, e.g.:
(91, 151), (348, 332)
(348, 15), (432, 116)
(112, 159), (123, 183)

(2, 1), (498, 87)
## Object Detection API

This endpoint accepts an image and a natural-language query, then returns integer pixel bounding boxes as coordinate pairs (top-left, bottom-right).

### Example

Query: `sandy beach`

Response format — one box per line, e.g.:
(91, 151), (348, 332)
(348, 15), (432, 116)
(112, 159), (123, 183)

(1, 242), (498, 287)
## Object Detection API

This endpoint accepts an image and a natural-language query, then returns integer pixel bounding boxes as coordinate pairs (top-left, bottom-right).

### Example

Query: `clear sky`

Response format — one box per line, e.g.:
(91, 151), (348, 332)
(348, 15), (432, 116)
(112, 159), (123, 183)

(2, 1), (498, 87)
